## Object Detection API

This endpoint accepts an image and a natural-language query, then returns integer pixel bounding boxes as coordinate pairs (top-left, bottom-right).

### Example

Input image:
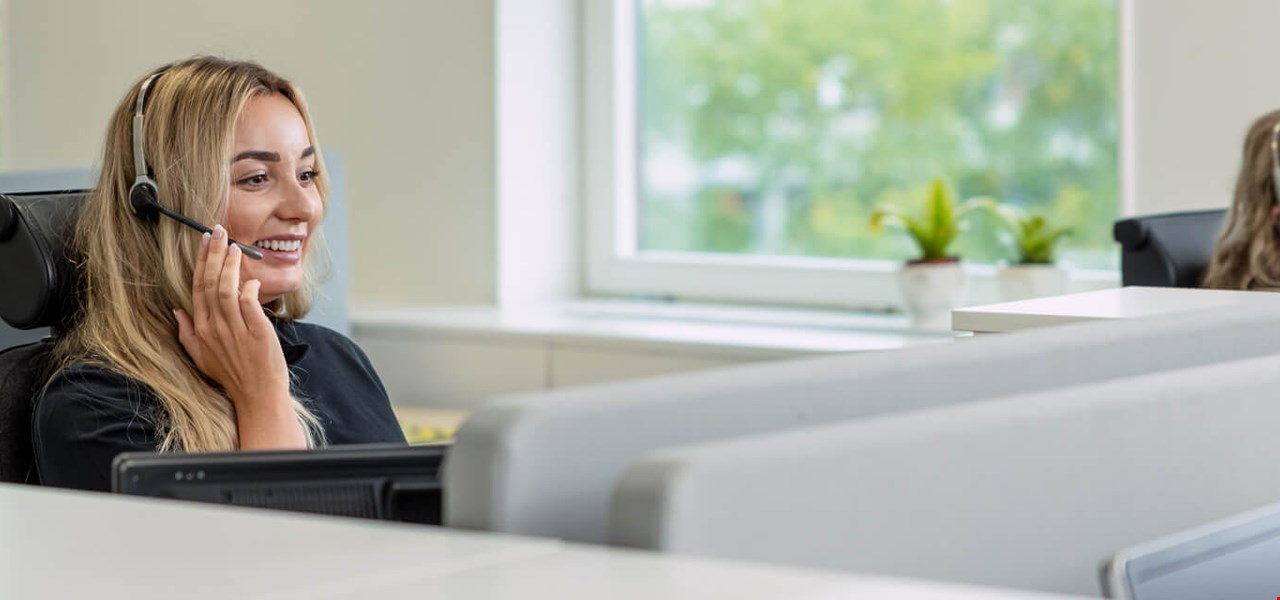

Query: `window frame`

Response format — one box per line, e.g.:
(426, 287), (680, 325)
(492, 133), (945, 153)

(582, 0), (1123, 310)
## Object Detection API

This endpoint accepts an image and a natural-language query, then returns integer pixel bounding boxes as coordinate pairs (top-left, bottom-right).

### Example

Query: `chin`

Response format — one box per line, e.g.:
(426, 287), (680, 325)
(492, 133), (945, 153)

(260, 284), (301, 302)
(257, 277), (304, 302)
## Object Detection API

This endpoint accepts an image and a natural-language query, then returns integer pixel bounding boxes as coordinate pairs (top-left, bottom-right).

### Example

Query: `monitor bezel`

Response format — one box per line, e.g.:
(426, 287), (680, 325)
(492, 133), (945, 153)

(111, 443), (448, 523)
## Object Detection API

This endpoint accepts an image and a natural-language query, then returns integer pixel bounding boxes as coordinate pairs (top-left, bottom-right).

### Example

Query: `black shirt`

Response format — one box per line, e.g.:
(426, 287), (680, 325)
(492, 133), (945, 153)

(32, 320), (407, 491)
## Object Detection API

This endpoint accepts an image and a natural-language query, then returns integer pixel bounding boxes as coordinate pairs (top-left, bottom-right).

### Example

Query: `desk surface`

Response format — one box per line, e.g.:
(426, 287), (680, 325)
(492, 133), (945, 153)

(951, 286), (1280, 333)
(0, 483), (1086, 600)
(0, 483), (560, 599)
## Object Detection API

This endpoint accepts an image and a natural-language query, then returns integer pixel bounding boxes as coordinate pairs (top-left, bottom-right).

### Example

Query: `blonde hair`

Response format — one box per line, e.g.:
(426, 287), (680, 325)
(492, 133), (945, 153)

(1203, 109), (1280, 289)
(56, 57), (329, 452)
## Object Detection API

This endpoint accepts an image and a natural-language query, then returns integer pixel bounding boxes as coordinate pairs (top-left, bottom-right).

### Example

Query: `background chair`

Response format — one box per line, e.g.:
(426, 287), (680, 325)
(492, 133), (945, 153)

(0, 169), (95, 348)
(0, 190), (86, 483)
(1113, 209), (1226, 287)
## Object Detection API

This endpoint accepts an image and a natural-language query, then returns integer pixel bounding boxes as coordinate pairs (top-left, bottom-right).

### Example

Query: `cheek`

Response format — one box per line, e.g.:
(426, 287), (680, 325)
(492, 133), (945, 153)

(224, 195), (263, 242)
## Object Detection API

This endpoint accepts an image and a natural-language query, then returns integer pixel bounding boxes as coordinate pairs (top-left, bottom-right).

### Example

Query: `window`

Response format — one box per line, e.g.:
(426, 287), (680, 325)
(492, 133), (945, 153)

(585, 0), (1120, 309)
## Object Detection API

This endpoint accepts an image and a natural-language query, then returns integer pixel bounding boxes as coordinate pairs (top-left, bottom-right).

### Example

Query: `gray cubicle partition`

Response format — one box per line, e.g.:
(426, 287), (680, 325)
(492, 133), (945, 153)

(446, 303), (1280, 544)
(611, 353), (1280, 596)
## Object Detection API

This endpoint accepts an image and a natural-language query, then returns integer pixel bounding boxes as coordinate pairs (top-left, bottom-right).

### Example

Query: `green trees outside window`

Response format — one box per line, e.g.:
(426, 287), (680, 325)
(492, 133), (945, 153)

(637, 0), (1118, 269)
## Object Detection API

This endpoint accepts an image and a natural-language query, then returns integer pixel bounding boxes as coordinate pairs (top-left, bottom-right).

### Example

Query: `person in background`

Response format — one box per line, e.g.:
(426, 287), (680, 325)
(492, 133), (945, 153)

(33, 57), (406, 492)
(1203, 109), (1280, 290)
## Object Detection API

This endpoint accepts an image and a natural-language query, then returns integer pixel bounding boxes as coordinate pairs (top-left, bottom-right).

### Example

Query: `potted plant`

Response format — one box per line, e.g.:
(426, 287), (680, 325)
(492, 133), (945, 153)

(870, 178), (986, 330)
(988, 204), (1071, 301)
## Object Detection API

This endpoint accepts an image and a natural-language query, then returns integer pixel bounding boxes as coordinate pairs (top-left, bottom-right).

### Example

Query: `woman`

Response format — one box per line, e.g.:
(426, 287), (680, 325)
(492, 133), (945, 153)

(33, 57), (405, 491)
(1203, 109), (1280, 290)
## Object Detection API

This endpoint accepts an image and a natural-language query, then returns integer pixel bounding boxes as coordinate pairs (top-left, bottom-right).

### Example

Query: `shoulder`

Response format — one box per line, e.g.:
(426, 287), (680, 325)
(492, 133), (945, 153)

(33, 361), (162, 491)
(44, 361), (150, 394)
(36, 362), (159, 424)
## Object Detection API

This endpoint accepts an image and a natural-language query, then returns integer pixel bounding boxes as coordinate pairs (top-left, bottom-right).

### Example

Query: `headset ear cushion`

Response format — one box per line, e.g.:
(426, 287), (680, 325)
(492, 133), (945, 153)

(129, 180), (160, 222)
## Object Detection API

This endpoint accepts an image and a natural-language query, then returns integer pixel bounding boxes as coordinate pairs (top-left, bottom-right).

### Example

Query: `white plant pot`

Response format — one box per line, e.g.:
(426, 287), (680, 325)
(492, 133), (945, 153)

(898, 260), (967, 332)
(996, 264), (1068, 302)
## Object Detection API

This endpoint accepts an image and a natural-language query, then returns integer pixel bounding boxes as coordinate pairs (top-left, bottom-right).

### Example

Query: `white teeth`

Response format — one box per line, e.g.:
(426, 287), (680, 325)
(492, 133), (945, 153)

(254, 239), (302, 252)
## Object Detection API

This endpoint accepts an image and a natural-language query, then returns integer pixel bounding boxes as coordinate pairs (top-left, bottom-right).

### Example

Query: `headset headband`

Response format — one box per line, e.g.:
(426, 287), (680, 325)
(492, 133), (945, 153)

(132, 71), (164, 183)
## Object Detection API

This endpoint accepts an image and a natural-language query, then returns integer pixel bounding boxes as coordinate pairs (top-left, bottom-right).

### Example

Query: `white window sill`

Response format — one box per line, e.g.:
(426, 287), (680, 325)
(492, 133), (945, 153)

(351, 300), (962, 361)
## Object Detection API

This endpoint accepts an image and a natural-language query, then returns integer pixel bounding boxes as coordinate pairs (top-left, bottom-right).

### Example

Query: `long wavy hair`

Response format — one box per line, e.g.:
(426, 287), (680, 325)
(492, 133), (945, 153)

(55, 57), (329, 452)
(1203, 109), (1280, 289)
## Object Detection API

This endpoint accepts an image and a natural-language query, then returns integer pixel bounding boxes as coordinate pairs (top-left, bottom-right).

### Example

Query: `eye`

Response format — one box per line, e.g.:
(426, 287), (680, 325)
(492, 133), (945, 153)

(237, 173), (269, 189)
(299, 169), (320, 185)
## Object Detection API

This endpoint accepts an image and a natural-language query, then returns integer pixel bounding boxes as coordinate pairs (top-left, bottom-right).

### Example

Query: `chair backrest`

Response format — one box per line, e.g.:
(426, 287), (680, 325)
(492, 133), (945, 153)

(445, 302), (1280, 544)
(610, 353), (1280, 596)
(0, 192), (87, 331)
(0, 190), (86, 484)
(1113, 209), (1226, 287)
(0, 341), (54, 483)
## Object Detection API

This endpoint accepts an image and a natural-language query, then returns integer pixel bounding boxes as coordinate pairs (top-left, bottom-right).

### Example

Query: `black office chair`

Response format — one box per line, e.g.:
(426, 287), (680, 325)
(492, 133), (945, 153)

(1113, 209), (1227, 287)
(0, 191), (88, 483)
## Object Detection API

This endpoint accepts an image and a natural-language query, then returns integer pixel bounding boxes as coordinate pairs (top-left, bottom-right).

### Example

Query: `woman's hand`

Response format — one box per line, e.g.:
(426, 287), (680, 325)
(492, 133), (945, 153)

(174, 224), (304, 449)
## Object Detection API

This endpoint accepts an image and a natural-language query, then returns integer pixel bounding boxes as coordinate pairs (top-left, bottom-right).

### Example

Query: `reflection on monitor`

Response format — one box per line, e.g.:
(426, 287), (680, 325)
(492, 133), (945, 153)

(1104, 501), (1280, 599)
(112, 443), (446, 525)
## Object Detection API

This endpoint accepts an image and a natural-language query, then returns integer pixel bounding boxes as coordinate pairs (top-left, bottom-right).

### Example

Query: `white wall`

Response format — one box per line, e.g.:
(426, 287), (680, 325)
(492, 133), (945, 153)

(495, 0), (580, 306)
(0, 0), (497, 307)
(1125, 0), (1280, 214)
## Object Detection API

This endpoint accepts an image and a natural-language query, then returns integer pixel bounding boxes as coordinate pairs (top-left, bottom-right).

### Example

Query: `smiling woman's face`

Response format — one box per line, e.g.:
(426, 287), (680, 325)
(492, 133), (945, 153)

(223, 92), (323, 303)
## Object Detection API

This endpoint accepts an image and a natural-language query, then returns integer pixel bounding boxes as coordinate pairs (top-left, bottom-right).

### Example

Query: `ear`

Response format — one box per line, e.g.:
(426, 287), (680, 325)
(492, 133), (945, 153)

(1271, 205), (1280, 226)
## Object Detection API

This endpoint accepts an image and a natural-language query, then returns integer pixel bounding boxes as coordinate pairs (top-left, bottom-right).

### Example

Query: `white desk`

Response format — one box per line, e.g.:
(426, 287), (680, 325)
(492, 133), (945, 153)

(951, 286), (1280, 333)
(0, 484), (1086, 600)
(338, 546), (1089, 600)
(0, 483), (560, 599)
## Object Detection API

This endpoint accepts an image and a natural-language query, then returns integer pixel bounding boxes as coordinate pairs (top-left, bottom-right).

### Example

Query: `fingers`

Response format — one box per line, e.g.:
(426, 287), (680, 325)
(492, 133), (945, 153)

(191, 230), (211, 321)
(218, 243), (249, 334)
(240, 279), (272, 337)
(201, 225), (229, 326)
(173, 308), (203, 366)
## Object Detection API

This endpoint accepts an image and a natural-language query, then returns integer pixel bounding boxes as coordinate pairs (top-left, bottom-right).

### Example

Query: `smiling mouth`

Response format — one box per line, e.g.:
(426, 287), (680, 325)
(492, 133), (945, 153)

(253, 239), (303, 252)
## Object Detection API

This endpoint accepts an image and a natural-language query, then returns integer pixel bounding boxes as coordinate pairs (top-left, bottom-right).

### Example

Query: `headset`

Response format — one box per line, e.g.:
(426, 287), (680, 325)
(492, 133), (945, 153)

(129, 70), (263, 260)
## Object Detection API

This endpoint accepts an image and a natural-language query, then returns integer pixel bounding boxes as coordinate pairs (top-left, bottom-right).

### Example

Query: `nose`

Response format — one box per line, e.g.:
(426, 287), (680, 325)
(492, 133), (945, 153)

(277, 177), (321, 223)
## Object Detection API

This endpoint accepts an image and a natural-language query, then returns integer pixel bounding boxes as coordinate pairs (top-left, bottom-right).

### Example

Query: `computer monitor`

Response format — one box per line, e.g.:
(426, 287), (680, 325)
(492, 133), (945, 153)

(112, 443), (447, 525)
(1102, 501), (1280, 599)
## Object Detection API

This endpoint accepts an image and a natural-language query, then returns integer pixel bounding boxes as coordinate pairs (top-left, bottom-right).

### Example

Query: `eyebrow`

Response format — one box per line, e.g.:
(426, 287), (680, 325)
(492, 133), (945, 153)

(232, 146), (315, 163)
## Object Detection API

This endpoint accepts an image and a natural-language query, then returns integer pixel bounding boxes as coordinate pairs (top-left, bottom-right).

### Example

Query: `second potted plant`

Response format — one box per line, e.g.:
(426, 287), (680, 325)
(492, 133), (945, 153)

(989, 205), (1071, 301)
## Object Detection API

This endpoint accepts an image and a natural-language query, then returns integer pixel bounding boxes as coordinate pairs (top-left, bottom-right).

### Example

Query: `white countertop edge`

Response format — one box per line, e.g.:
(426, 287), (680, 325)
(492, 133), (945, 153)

(351, 300), (958, 358)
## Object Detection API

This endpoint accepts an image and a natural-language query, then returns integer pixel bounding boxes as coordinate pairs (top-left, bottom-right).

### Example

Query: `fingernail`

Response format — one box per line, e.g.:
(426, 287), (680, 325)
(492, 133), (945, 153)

(228, 244), (240, 256)
(201, 232), (210, 247)
(213, 225), (226, 240)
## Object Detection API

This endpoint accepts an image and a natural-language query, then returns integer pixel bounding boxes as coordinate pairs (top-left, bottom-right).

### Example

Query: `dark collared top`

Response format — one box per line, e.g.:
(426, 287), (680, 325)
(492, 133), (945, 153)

(32, 319), (407, 492)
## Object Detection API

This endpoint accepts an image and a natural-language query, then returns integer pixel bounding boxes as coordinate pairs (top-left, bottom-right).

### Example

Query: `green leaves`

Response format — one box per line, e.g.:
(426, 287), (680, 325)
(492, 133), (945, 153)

(869, 180), (1068, 264)
(870, 177), (988, 261)
(986, 204), (1071, 264)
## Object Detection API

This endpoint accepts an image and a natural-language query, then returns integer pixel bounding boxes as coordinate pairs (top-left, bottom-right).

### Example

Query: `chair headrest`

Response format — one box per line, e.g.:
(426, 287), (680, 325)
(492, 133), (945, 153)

(0, 191), (88, 330)
(1112, 209), (1226, 251)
